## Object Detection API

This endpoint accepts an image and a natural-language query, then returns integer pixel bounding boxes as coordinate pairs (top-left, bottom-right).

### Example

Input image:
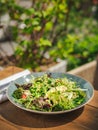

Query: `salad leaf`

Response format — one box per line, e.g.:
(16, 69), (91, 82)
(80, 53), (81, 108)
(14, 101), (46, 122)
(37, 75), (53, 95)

(12, 74), (86, 112)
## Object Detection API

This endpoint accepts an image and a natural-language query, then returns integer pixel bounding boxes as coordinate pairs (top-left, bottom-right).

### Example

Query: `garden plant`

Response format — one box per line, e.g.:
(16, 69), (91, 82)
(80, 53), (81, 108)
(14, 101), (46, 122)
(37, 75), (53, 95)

(0, 0), (98, 71)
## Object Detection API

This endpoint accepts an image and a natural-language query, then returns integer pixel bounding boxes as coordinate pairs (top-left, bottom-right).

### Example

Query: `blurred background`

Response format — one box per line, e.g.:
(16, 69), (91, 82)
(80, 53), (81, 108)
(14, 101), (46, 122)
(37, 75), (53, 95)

(0, 0), (98, 72)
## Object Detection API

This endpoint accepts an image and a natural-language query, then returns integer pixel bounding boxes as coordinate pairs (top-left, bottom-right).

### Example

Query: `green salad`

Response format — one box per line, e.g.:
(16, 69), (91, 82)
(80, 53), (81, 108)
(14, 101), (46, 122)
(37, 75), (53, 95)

(12, 74), (86, 112)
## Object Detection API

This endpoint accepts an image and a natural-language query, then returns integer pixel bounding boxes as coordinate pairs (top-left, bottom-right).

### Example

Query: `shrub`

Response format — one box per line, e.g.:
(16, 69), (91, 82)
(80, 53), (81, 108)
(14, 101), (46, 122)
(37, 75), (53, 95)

(0, 0), (98, 71)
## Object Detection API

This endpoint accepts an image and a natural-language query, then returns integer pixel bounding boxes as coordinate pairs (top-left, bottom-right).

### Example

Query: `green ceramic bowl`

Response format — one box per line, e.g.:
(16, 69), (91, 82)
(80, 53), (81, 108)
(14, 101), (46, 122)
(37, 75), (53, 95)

(7, 72), (94, 115)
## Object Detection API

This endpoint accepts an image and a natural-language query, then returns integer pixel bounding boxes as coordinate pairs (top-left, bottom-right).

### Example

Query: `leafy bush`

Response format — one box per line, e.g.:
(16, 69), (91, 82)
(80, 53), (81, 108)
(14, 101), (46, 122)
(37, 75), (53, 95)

(0, 0), (71, 71)
(68, 35), (98, 70)
(0, 0), (98, 71)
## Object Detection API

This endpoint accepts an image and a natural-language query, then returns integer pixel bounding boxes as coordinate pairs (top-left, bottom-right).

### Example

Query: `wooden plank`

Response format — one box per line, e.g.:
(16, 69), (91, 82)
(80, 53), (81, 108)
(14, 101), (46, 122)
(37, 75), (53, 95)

(0, 66), (23, 80)
(0, 101), (92, 130)
(73, 105), (98, 130)
(0, 102), (92, 130)
(18, 123), (92, 130)
(93, 57), (98, 90)
(88, 90), (98, 108)
(0, 118), (18, 130)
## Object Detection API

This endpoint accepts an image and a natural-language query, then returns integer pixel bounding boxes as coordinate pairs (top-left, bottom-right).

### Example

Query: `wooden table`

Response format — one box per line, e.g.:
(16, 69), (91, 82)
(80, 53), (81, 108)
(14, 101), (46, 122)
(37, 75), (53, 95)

(0, 66), (98, 130)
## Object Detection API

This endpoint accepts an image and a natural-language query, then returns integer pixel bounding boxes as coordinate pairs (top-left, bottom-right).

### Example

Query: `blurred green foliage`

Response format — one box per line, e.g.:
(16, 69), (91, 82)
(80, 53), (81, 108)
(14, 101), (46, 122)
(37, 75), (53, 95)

(0, 0), (98, 71)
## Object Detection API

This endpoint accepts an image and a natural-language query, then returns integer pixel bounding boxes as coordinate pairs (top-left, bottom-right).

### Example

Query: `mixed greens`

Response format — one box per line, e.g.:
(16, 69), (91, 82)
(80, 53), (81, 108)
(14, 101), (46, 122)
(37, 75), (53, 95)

(12, 74), (86, 112)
